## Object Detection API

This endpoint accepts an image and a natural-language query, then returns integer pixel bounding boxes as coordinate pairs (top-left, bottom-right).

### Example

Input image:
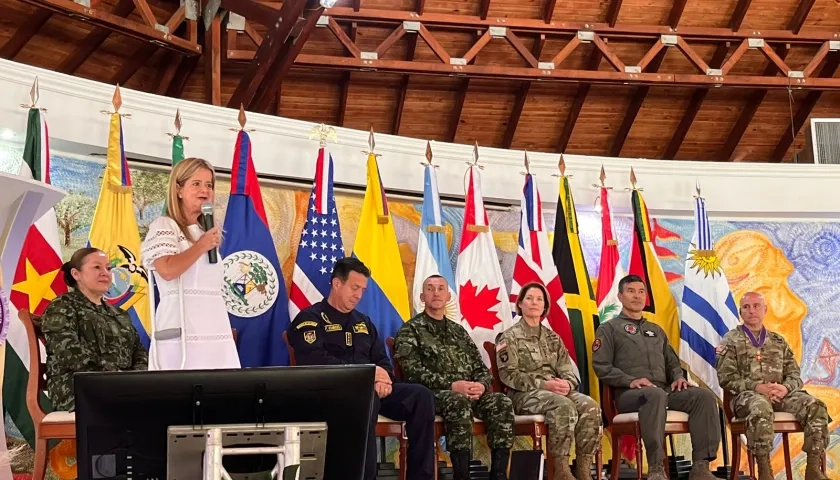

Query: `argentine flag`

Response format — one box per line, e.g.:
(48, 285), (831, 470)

(678, 192), (740, 399)
(412, 160), (458, 319)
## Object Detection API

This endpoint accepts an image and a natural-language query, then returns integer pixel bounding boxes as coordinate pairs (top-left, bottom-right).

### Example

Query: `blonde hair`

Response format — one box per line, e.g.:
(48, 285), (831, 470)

(166, 157), (216, 243)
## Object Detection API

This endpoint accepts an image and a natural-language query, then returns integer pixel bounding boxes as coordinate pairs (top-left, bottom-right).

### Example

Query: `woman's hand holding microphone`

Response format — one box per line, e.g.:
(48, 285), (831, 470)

(197, 227), (221, 252)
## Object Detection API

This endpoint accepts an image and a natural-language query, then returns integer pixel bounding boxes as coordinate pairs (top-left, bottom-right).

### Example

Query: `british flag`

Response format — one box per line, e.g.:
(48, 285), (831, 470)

(288, 147), (344, 318)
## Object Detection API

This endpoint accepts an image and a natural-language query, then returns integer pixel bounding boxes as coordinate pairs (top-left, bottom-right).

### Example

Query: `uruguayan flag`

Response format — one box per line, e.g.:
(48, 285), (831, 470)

(412, 160), (458, 319)
(679, 192), (740, 399)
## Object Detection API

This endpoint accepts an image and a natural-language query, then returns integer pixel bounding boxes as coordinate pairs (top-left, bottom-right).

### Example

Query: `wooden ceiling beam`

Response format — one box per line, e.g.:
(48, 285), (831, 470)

(717, 1), (815, 160)
(316, 7), (833, 43)
(605, 0), (623, 27)
(788, 0), (816, 34)
(447, 31), (481, 143)
(205, 12), (222, 106)
(0, 9), (52, 60)
(668, 0), (688, 29)
(501, 34), (545, 149)
(155, 52), (182, 95)
(479, 0), (490, 20)
(112, 43), (157, 85)
(337, 22), (358, 127)
(729, 0), (752, 30)
(608, 50), (665, 157)
(543, 0), (556, 24)
(392, 33), (418, 135)
(416, 0), (425, 15)
(17, 0), (200, 55)
(251, 2), (324, 112)
(57, 0), (135, 74)
(770, 52), (840, 162)
(556, 50), (602, 152)
(226, 0), (316, 109)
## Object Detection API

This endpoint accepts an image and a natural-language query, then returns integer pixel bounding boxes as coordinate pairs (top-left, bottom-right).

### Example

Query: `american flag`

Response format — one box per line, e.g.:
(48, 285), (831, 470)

(288, 147), (344, 318)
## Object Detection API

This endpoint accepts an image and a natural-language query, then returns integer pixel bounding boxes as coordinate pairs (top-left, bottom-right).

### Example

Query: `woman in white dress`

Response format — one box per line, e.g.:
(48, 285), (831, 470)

(141, 157), (240, 370)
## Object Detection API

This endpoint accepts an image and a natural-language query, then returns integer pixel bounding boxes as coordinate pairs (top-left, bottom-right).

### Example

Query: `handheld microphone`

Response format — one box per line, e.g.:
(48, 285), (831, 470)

(200, 202), (218, 264)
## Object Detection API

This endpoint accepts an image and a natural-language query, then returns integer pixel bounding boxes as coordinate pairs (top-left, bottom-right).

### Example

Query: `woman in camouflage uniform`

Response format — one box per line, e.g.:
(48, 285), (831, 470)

(40, 248), (148, 411)
(496, 282), (601, 480)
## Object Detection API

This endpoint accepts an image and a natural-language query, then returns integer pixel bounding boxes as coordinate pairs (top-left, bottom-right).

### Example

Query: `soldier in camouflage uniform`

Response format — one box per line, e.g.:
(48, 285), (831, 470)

(717, 292), (832, 480)
(40, 248), (148, 411)
(496, 282), (601, 480)
(395, 275), (514, 480)
(592, 275), (719, 480)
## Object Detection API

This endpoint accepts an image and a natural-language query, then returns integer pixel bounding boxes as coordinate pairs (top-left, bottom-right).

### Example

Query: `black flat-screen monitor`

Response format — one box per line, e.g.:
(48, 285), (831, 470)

(73, 364), (375, 480)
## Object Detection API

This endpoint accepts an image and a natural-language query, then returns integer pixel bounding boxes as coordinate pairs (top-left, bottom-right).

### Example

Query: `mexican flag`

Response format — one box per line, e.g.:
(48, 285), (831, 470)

(3, 106), (63, 448)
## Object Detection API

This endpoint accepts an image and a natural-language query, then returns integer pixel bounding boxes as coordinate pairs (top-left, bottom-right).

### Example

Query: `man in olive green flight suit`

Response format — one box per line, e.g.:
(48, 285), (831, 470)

(395, 275), (515, 480)
(717, 291), (832, 480)
(592, 275), (719, 480)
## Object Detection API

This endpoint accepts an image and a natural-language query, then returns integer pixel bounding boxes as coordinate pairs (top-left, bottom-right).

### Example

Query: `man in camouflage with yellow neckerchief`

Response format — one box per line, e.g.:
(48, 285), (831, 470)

(717, 291), (832, 480)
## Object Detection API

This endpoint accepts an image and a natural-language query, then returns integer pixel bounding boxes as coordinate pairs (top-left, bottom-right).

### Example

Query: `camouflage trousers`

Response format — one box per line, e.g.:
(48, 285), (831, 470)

(512, 390), (601, 457)
(733, 390), (831, 456)
(435, 390), (515, 451)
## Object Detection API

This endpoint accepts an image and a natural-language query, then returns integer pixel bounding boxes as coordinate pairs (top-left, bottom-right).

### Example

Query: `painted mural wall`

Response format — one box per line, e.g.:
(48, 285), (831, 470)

(1, 143), (838, 479)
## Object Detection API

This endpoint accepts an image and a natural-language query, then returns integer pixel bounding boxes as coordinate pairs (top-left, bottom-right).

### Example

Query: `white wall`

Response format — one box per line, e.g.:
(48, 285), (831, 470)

(1, 59), (839, 221)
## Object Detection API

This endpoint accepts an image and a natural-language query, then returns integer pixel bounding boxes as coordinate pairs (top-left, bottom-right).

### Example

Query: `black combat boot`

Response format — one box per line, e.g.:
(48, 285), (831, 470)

(450, 450), (471, 480)
(489, 448), (511, 480)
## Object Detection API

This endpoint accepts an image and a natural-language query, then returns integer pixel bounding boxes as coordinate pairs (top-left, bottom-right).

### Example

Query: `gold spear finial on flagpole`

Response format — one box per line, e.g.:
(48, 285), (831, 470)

(229, 104), (255, 132)
(167, 109), (189, 140)
(553, 153), (572, 178)
(421, 140), (437, 167)
(309, 124), (337, 147)
(591, 165), (612, 189)
(467, 141), (483, 169)
(362, 127), (381, 158)
(521, 151), (532, 176)
(20, 77), (46, 111)
(628, 166), (643, 191)
(101, 85), (130, 117)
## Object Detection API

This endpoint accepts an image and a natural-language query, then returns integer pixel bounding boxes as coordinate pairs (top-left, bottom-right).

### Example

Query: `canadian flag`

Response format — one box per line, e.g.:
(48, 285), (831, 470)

(510, 173), (576, 372)
(456, 164), (514, 367)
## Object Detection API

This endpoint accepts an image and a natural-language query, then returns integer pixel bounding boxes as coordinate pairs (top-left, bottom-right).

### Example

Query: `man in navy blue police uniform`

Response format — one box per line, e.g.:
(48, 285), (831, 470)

(287, 257), (436, 480)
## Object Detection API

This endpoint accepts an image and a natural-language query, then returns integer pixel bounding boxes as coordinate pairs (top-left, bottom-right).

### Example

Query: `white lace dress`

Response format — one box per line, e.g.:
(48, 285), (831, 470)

(141, 216), (240, 370)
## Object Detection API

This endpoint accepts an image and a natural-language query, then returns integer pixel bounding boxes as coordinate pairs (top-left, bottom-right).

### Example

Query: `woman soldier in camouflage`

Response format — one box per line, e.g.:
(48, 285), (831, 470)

(496, 282), (601, 480)
(40, 248), (148, 411)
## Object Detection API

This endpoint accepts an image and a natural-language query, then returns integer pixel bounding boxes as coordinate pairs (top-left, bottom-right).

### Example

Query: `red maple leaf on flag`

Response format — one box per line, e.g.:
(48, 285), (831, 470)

(460, 280), (502, 330)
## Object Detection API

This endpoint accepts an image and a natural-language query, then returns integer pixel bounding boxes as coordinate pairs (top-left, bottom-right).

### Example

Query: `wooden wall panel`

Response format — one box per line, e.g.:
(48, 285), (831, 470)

(620, 87), (694, 159)
(362, 0), (416, 10)
(14, 15), (86, 68)
(730, 90), (796, 162)
(550, 0), (611, 23)
(507, 83), (578, 153)
(395, 76), (461, 141)
(340, 72), (402, 133)
(422, 0), (483, 16)
(565, 86), (634, 155)
(803, 0), (840, 31)
(78, 31), (145, 82)
(673, 89), (743, 161)
(741, 0), (800, 30)
(616, 0), (672, 26)
(453, 80), (518, 147)
(485, 0), (543, 20)
(679, 0), (741, 27)
(278, 70), (344, 124)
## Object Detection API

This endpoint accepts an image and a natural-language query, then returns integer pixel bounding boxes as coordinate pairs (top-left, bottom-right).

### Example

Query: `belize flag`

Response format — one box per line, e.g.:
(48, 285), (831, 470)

(220, 130), (291, 367)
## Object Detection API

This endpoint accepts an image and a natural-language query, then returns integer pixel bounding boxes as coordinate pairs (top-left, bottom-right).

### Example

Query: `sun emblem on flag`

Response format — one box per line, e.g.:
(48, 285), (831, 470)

(687, 248), (722, 278)
(222, 251), (279, 317)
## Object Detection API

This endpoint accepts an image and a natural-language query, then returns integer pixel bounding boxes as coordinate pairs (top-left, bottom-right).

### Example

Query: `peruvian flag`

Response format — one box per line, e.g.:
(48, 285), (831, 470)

(510, 173), (576, 372)
(595, 185), (624, 322)
(456, 165), (514, 367)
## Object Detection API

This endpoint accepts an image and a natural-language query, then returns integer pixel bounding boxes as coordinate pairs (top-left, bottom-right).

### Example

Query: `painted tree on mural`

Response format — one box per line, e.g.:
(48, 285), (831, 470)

(55, 192), (95, 246)
(131, 169), (168, 220)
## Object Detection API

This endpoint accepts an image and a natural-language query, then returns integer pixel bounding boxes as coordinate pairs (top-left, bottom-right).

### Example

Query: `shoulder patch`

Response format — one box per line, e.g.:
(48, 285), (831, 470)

(499, 349), (510, 364)
(497, 342), (507, 351)
(715, 344), (727, 355)
(295, 321), (319, 330)
(304, 331), (316, 344)
(592, 338), (601, 352)
(624, 323), (639, 335)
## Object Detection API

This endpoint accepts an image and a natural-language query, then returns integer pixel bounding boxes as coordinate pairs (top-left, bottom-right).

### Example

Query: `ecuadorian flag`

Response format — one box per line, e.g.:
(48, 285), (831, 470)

(352, 153), (410, 341)
(88, 109), (151, 347)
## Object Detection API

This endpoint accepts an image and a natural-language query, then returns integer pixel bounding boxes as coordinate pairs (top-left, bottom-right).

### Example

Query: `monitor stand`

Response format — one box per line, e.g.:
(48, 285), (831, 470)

(166, 422), (328, 480)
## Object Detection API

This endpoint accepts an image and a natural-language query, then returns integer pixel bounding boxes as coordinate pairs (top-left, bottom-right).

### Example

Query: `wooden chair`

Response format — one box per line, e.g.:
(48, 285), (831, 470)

(19, 309), (77, 480)
(484, 341), (606, 480)
(723, 390), (826, 480)
(602, 385), (690, 480)
(282, 331), (407, 480)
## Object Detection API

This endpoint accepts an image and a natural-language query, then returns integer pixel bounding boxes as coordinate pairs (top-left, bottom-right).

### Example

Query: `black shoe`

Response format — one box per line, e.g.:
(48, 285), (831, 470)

(489, 448), (511, 480)
(450, 450), (471, 480)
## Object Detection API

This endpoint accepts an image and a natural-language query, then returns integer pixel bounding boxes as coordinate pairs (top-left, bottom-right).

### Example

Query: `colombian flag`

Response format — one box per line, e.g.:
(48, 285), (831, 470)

(629, 188), (680, 354)
(88, 109), (151, 347)
(352, 153), (410, 341)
